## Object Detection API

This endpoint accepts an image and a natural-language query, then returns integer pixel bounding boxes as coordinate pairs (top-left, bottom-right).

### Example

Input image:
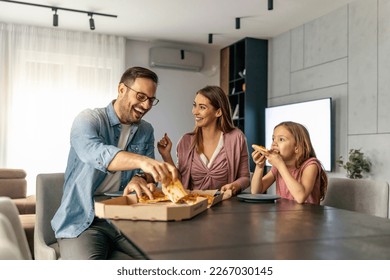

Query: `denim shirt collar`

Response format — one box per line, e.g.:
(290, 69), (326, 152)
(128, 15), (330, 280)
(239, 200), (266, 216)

(107, 100), (140, 130)
(107, 100), (121, 127)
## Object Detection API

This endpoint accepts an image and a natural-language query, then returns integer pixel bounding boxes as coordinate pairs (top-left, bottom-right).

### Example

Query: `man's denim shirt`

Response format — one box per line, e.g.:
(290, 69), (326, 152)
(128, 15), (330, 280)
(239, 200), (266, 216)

(51, 101), (155, 238)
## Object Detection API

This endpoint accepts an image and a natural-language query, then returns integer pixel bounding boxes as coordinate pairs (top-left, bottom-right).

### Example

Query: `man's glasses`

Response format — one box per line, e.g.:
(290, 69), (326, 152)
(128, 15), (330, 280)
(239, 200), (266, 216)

(123, 83), (159, 106)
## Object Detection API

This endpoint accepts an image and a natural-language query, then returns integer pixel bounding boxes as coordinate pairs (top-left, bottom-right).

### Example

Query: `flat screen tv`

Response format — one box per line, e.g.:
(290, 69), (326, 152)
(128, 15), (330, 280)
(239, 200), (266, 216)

(265, 98), (333, 171)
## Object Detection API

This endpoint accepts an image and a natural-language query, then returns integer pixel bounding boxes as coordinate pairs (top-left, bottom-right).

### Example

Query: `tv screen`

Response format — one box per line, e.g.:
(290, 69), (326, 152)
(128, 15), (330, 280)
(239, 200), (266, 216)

(265, 98), (333, 171)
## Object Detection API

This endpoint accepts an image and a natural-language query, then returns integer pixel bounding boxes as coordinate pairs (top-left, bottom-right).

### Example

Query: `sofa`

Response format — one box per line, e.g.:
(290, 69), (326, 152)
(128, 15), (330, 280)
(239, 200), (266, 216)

(0, 169), (35, 214)
(0, 168), (36, 258)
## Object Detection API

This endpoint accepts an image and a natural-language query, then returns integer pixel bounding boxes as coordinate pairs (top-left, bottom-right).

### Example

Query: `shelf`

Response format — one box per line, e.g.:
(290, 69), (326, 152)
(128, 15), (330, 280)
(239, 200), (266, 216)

(220, 37), (268, 171)
(229, 91), (245, 96)
(229, 77), (245, 83)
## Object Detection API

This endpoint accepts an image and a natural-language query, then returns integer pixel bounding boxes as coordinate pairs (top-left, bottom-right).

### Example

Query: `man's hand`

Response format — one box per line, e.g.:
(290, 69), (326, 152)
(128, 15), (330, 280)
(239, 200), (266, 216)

(107, 150), (179, 195)
(140, 158), (179, 185)
(123, 176), (156, 199)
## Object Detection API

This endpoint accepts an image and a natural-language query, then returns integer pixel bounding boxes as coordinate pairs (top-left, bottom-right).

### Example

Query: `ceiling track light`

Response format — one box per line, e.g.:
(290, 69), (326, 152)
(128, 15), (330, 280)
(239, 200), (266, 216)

(89, 13), (95, 30)
(235, 17), (240, 30)
(0, 0), (117, 30)
(268, 0), (273, 11)
(207, 33), (223, 44)
(208, 33), (213, 44)
(52, 8), (58, 27)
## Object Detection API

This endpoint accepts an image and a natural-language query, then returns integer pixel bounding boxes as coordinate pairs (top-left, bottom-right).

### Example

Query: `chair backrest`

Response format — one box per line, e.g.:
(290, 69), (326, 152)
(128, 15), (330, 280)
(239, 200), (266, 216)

(0, 213), (24, 259)
(0, 197), (32, 259)
(322, 177), (389, 218)
(34, 173), (64, 260)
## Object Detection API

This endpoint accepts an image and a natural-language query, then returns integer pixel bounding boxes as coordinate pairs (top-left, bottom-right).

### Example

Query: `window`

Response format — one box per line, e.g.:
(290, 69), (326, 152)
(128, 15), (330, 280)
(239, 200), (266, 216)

(0, 23), (125, 193)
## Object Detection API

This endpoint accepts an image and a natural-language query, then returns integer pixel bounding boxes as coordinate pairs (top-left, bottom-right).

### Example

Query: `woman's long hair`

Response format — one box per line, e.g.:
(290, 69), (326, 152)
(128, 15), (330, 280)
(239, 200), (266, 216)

(192, 86), (235, 154)
(275, 121), (328, 200)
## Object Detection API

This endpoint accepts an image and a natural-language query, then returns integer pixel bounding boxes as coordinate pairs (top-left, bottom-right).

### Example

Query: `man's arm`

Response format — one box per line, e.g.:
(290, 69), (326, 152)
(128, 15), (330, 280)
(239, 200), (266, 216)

(109, 150), (178, 186)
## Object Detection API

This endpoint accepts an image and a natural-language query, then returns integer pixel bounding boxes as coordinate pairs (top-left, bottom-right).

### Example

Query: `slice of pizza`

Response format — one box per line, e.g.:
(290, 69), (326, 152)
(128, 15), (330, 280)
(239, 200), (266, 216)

(252, 144), (270, 154)
(183, 193), (214, 205)
(138, 189), (170, 204)
(162, 178), (188, 203)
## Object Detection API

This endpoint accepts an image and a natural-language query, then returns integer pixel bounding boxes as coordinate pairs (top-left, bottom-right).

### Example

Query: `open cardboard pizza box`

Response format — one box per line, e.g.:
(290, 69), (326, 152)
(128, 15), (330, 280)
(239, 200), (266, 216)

(95, 194), (208, 221)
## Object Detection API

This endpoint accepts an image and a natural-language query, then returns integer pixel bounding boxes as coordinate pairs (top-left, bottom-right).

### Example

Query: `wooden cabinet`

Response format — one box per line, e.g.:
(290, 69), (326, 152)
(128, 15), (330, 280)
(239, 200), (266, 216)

(220, 37), (268, 171)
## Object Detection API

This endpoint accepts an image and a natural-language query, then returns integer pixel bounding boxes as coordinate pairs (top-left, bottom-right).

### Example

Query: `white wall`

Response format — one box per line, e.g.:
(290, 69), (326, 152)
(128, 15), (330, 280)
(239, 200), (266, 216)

(269, 0), (390, 182)
(125, 40), (220, 163)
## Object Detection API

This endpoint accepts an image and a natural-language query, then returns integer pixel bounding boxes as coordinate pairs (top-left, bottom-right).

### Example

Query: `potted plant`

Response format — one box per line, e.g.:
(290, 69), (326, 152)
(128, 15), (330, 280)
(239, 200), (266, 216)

(336, 148), (372, 179)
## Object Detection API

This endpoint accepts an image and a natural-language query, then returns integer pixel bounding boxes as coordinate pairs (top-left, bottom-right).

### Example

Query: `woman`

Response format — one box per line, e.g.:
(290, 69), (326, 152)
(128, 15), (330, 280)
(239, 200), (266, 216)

(158, 85), (250, 195)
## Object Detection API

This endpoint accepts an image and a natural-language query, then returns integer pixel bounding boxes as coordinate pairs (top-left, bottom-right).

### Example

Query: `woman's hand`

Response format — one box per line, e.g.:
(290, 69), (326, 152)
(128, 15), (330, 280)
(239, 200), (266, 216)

(221, 183), (241, 196)
(157, 133), (173, 158)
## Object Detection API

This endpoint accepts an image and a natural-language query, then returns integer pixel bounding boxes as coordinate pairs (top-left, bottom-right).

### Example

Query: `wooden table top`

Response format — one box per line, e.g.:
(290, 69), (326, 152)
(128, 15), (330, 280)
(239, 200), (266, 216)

(111, 197), (390, 259)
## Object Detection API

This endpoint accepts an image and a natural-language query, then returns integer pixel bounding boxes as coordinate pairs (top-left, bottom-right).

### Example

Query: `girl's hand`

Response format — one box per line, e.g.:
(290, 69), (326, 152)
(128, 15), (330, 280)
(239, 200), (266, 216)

(251, 150), (267, 168)
(266, 151), (284, 169)
(157, 133), (172, 157)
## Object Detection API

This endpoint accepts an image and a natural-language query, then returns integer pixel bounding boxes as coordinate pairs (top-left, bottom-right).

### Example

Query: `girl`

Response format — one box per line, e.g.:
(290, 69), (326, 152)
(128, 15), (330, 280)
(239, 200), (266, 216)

(251, 121), (327, 204)
(157, 85), (250, 196)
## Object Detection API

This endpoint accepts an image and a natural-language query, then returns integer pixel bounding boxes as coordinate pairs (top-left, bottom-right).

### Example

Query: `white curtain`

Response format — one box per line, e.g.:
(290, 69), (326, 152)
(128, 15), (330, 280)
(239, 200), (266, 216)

(0, 23), (126, 194)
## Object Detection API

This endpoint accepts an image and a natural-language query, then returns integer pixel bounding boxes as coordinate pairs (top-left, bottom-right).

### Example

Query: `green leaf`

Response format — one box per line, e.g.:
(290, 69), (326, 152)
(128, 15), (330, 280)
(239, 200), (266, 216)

(336, 148), (371, 179)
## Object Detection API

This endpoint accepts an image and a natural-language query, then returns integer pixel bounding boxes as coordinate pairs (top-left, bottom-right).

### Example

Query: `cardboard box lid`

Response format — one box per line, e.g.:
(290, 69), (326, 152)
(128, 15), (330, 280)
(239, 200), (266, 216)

(95, 194), (208, 221)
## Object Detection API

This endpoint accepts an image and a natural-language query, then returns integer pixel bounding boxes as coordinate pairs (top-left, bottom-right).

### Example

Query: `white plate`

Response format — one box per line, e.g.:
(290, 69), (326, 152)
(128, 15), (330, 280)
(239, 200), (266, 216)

(237, 193), (281, 203)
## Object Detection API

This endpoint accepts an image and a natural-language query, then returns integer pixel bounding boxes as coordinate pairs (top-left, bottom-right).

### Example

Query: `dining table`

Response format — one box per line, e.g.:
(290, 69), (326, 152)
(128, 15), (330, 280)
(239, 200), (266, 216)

(110, 195), (390, 260)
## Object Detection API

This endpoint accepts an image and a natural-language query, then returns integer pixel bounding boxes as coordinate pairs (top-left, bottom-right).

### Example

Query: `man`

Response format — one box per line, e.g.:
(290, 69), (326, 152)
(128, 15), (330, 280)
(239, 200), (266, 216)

(52, 66), (178, 259)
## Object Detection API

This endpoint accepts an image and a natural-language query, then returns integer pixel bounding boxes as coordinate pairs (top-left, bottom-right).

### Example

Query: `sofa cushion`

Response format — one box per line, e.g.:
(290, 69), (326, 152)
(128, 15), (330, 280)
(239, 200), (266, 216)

(0, 178), (27, 198)
(0, 169), (27, 179)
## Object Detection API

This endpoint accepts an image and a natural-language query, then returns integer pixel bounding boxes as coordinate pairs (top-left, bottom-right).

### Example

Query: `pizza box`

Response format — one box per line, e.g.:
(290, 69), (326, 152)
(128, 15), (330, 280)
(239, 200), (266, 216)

(190, 189), (223, 208)
(95, 194), (208, 221)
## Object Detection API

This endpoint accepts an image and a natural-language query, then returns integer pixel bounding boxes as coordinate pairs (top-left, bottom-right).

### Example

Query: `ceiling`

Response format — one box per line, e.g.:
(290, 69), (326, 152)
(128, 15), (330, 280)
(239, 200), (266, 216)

(0, 0), (357, 48)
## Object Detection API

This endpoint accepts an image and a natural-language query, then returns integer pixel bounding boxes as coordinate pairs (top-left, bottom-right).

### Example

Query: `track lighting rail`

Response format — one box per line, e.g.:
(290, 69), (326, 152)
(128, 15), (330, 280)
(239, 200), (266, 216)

(0, 0), (117, 30)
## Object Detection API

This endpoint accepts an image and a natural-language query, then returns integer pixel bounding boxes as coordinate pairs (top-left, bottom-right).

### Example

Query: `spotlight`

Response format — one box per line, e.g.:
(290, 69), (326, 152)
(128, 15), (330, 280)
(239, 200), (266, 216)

(235, 17), (240, 30)
(268, 0), (273, 10)
(89, 13), (95, 30)
(0, 1), (117, 31)
(52, 8), (58, 27)
(208, 33), (213, 44)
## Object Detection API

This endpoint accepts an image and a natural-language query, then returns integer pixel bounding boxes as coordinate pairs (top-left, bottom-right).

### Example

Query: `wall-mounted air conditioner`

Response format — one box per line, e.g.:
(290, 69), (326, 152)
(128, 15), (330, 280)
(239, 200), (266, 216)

(149, 47), (204, 72)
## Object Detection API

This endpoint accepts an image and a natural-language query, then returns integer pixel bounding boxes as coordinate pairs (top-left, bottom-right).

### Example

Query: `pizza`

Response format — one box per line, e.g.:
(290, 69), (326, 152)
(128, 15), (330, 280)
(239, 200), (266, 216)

(252, 144), (270, 154)
(162, 178), (188, 203)
(138, 189), (170, 204)
(183, 193), (215, 205)
(138, 178), (215, 206)
(138, 188), (195, 205)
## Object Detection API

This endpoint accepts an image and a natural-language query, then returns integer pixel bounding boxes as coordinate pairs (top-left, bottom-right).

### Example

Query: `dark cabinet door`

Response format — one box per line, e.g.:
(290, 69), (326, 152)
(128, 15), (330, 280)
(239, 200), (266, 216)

(220, 37), (268, 171)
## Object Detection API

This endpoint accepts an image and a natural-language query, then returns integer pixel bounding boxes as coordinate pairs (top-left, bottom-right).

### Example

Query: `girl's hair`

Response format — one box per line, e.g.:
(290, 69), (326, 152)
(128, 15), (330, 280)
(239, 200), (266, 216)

(275, 121), (328, 200)
(192, 86), (235, 154)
